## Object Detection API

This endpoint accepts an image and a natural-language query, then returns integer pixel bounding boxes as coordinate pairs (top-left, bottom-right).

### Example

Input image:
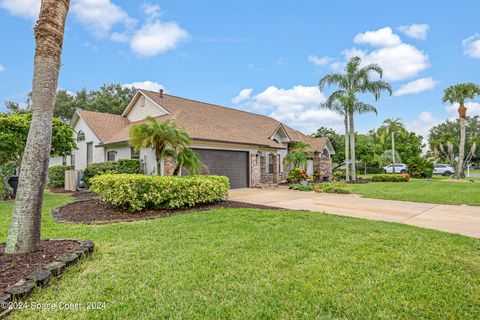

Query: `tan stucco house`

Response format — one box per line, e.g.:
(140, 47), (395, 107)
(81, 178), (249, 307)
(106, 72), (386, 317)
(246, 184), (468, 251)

(50, 89), (334, 188)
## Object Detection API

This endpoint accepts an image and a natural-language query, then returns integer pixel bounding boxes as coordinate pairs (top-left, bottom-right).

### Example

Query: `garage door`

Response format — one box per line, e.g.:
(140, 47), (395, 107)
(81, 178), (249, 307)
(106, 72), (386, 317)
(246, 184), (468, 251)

(192, 148), (249, 189)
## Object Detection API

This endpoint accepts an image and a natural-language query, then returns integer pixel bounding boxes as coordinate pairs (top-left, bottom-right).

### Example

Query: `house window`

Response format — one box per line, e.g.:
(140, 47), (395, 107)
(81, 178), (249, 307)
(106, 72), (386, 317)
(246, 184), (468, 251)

(70, 152), (75, 167)
(130, 147), (140, 159)
(321, 148), (329, 158)
(77, 130), (85, 142)
(86, 142), (93, 165)
(268, 153), (274, 174)
(62, 156), (67, 165)
(107, 150), (116, 162)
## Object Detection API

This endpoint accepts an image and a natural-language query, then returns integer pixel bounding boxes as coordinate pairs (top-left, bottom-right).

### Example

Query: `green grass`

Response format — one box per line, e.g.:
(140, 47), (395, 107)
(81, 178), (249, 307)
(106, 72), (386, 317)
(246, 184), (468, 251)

(1, 193), (480, 319)
(352, 175), (480, 206)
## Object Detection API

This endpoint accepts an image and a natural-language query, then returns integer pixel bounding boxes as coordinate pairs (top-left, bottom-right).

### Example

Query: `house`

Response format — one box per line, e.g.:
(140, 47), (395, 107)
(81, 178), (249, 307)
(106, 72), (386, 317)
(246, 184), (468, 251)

(50, 89), (334, 188)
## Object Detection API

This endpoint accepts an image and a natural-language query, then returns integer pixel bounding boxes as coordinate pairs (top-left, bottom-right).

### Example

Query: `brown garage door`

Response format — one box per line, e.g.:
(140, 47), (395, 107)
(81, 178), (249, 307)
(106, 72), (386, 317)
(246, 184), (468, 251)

(192, 148), (249, 189)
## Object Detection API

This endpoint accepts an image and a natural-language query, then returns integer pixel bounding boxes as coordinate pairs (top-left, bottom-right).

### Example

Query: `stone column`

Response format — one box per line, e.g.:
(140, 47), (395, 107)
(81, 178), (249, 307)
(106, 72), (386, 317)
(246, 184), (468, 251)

(319, 158), (333, 181)
(260, 153), (267, 183)
(272, 154), (279, 183)
(251, 153), (261, 187)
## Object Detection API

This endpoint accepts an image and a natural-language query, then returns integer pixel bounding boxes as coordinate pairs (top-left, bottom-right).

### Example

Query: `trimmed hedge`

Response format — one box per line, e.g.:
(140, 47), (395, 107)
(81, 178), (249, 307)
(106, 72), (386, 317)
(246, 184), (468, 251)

(372, 174), (410, 182)
(83, 159), (141, 188)
(90, 174), (230, 212)
(48, 165), (72, 188)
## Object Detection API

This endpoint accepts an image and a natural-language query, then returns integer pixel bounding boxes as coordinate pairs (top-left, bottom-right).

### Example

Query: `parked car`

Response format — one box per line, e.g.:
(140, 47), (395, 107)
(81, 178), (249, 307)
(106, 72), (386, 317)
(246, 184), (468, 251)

(383, 164), (408, 174)
(433, 163), (454, 176)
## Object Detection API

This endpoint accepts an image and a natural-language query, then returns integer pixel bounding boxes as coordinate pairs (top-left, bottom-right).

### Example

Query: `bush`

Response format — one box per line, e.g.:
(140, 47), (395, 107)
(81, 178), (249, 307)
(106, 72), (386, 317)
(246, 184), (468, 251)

(289, 184), (314, 192)
(83, 159), (141, 188)
(90, 174), (229, 212)
(47, 165), (72, 188)
(288, 168), (309, 182)
(332, 169), (346, 181)
(315, 183), (352, 194)
(407, 157), (434, 178)
(372, 174), (410, 182)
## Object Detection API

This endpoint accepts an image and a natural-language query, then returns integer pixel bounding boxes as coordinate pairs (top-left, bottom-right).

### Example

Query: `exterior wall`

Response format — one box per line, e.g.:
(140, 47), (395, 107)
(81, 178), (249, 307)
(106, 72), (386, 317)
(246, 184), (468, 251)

(104, 144), (132, 161)
(306, 159), (314, 176)
(126, 94), (168, 122)
(313, 149), (333, 181)
(49, 156), (65, 167)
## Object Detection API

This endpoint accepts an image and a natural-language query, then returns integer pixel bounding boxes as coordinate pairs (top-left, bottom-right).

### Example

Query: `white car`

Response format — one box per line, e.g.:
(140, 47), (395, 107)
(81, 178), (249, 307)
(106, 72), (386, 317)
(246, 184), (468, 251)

(383, 164), (408, 174)
(433, 164), (454, 176)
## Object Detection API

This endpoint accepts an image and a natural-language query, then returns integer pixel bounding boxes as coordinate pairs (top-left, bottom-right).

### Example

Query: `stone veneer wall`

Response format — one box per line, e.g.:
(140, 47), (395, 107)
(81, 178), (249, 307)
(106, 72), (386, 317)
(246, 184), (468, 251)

(163, 157), (176, 176)
(251, 152), (280, 188)
(313, 154), (332, 181)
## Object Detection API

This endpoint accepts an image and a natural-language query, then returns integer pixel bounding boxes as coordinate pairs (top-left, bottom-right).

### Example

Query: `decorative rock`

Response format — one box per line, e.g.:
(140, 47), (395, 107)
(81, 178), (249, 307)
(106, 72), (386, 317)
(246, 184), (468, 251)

(5, 280), (35, 299)
(0, 293), (11, 306)
(26, 269), (51, 287)
(58, 253), (79, 267)
(79, 240), (94, 253)
(44, 261), (66, 277)
(74, 249), (85, 259)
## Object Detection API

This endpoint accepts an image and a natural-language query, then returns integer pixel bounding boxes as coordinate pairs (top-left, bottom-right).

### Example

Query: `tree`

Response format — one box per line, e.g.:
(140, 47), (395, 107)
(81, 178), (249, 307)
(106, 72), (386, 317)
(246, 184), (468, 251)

(382, 118), (405, 173)
(3, 101), (31, 115)
(129, 117), (191, 175)
(0, 114), (76, 199)
(283, 141), (312, 169)
(6, 0), (70, 254)
(442, 83), (480, 179)
(319, 56), (392, 180)
(173, 148), (204, 176)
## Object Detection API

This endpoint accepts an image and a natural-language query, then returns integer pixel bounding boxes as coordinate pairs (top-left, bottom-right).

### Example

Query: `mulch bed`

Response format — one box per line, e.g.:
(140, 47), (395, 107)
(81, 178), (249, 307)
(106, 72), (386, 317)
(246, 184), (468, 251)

(347, 178), (372, 184)
(54, 198), (283, 224)
(0, 240), (80, 293)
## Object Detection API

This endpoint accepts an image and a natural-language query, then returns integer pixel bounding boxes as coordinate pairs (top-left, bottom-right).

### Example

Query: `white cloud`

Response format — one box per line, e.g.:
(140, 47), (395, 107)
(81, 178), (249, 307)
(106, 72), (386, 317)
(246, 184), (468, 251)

(232, 86), (343, 134)
(398, 24), (430, 40)
(393, 77), (437, 96)
(232, 88), (253, 103)
(406, 111), (442, 145)
(308, 55), (334, 66)
(463, 34), (480, 58)
(123, 81), (165, 92)
(141, 3), (161, 19)
(0, 64), (5, 73)
(71, 0), (134, 37)
(110, 32), (129, 43)
(354, 27), (401, 48)
(130, 20), (188, 57)
(445, 102), (480, 117)
(0, 0), (40, 20)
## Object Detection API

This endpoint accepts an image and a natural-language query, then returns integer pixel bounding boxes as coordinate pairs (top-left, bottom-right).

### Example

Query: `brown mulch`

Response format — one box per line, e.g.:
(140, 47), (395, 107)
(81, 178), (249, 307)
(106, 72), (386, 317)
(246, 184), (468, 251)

(0, 240), (81, 293)
(55, 198), (283, 224)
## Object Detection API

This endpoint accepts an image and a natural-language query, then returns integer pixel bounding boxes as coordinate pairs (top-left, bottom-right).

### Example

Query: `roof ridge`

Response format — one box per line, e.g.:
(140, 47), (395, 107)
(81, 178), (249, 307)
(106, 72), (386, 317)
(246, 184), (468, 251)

(140, 89), (281, 123)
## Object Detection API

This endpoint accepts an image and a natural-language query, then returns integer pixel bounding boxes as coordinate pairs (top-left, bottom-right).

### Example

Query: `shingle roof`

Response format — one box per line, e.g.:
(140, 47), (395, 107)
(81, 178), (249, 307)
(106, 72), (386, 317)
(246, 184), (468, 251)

(79, 90), (328, 151)
(76, 110), (130, 142)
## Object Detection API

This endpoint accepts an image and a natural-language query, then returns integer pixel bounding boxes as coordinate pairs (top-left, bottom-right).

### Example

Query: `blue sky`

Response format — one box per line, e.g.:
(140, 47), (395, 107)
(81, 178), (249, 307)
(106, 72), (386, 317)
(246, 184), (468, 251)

(1, 0), (479, 138)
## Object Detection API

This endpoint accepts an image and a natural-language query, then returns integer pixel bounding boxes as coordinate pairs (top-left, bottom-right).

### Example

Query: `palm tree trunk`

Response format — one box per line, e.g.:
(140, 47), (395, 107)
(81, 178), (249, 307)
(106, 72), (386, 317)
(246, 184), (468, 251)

(349, 112), (356, 181)
(344, 115), (350, 181)
(391, 131), (396, 174)
(456, 103), (467, 179)
(6, 0), (70, 254)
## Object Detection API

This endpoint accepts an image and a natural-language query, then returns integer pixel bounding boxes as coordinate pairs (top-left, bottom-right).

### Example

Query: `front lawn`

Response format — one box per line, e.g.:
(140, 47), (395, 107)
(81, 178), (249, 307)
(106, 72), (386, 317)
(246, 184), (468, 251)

(351, 175), (480, 206)
(1, 193), (480, 319)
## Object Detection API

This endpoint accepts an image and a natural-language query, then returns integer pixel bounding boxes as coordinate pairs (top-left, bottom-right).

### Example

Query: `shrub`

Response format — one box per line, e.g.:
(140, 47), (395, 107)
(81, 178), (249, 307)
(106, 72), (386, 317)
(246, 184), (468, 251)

(116, 159), (142, 174)
(90, 174), (229, 212)
(372, 174), (410, 182)
(288, 168), (309, 182)
(289, 184), (314, 192)
(407, 157), (434, 178)
(47, 165), (72, 188)
(315, 183), (352, 194)
(332, 169), (346, 181)
(83, 159), (141, 188)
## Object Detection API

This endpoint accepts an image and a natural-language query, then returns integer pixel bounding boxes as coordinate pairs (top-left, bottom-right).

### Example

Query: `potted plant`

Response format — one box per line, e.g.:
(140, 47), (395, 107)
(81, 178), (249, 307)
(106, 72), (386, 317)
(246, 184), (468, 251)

(288, 168), (309, 185)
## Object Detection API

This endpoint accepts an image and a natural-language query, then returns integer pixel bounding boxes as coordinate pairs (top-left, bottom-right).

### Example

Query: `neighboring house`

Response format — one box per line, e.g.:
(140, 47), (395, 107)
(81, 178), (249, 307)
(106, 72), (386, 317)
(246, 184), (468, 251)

(50, 89), (334, 188)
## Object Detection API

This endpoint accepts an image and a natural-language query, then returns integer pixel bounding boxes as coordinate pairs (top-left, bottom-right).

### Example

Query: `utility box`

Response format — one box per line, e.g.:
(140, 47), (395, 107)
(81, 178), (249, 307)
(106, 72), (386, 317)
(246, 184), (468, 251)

(65, 170), (77, 192)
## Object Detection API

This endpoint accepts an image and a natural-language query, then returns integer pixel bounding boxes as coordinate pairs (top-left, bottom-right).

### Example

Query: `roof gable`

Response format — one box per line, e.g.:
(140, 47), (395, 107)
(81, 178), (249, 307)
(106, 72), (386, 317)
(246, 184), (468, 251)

(122, 91), (169, 121)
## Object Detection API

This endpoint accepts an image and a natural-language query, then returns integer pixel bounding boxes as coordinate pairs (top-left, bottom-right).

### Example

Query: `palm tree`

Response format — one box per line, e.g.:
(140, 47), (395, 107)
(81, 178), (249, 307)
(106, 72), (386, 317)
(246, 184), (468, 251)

(442, 83), (480, 179)
(319, 56), (392, 180)
(6, 0), (70, 254)
(173, 148), (204, 176)
(283, 141), (311, 169)
(129, 117), (191, 175)
(382, 118), (405, 173)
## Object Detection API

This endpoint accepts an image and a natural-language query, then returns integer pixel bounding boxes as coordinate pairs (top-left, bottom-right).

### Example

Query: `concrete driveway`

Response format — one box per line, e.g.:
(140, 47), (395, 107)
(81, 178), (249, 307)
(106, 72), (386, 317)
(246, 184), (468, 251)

(229, 187), (480, 238)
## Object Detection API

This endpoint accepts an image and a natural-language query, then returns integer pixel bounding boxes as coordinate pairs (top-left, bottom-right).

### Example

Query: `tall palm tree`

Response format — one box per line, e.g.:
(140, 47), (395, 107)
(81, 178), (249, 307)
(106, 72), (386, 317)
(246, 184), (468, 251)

(382, 118), (405, 173)
(442, 83), (480, 179)
(319, 56), (392, 180)
(173, 147), (204, 176)
(6, 0), (70, 254)
(129, 117), (191, 175)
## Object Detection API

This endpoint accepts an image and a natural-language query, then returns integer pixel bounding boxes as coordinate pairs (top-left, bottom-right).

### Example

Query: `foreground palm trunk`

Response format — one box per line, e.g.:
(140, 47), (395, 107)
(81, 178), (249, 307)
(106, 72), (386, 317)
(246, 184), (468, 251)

(6, 0), (70, 254)
(349, 113), (356, 181)
(455, 103), (467, 179)
(391, 131), (396, 174)
(344, 115), (350, 181)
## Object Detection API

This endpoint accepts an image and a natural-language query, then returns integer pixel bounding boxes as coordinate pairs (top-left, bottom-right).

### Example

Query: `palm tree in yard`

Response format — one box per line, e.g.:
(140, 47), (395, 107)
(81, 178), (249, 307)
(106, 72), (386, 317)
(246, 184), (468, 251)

(173, 147), (204, 176)
(6, 0), (70, 254)
(283, 141), (312, 169)
(319, 57), (391, 180)
(129, 117), (191, 175)
(383, 118), (405, 173)
(442, 83), (480, 179)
